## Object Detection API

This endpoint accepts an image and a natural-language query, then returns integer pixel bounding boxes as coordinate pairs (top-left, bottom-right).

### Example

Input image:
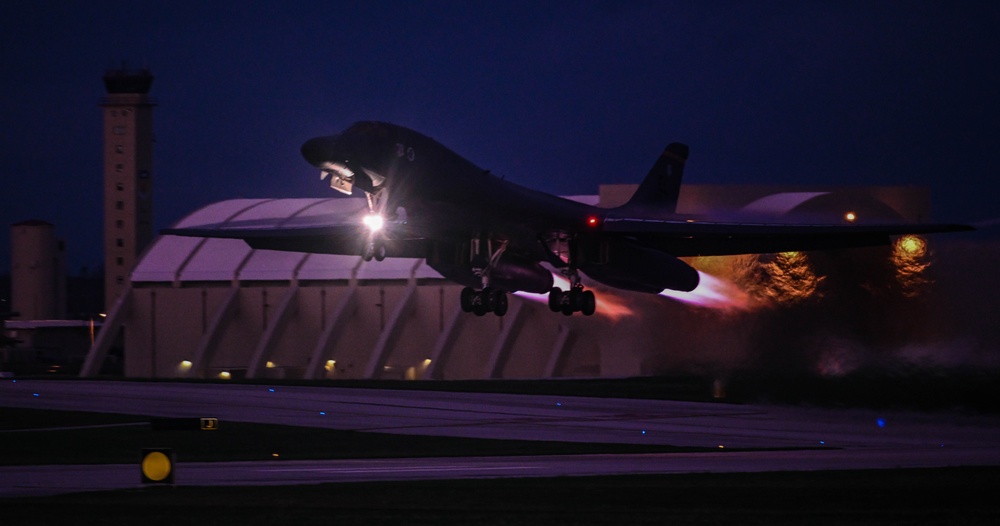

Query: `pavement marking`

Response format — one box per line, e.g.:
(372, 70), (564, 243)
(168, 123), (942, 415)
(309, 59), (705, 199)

(259, 465), (544, 474)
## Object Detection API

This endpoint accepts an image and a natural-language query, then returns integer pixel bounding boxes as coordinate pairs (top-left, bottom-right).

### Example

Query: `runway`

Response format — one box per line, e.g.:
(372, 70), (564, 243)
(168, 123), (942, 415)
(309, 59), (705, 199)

(3, 379), (1000, 497)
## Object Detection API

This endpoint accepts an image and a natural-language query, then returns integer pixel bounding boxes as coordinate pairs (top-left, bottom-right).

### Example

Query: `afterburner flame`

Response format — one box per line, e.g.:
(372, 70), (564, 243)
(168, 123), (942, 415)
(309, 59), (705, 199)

(659, 271), (751, 311)
(590, 290), (635, 320)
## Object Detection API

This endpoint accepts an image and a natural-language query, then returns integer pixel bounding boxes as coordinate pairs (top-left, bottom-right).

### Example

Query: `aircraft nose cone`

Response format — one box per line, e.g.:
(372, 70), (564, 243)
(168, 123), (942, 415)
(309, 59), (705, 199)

(300, 134), (341, 167)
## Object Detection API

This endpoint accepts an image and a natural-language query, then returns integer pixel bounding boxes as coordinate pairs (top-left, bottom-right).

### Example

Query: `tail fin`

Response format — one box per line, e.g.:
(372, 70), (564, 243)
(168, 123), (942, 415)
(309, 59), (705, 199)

(621, 142), (689, 213)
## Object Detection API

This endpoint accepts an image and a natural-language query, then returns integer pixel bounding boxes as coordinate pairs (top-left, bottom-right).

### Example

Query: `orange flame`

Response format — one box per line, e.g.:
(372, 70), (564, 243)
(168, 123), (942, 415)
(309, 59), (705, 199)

(659, 271), (751, 311)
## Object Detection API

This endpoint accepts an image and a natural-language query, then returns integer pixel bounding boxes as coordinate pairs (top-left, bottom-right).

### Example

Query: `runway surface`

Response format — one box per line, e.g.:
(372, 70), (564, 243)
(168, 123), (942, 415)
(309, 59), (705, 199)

(3, 379), (1000, 497)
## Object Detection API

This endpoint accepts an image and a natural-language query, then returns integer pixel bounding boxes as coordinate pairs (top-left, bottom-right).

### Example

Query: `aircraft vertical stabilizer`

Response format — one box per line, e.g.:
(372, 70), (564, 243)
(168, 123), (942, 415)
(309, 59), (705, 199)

(620, 142), (689, 214)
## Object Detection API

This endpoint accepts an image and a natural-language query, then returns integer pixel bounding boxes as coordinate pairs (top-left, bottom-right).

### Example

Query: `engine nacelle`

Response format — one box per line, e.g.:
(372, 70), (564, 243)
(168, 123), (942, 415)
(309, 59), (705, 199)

(489, 257), (554, 293)
(425, 241), (553, 293)
(580, 237), (699, 293)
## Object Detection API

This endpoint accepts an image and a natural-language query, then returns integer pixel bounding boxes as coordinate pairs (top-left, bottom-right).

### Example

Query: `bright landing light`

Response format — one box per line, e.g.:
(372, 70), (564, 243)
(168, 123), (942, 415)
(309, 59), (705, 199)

(363, 213), (384, 232)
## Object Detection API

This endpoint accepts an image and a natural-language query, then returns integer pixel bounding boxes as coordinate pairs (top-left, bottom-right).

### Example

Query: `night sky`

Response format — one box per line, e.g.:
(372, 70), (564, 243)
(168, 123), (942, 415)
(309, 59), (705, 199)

(2, 1), (998, 274)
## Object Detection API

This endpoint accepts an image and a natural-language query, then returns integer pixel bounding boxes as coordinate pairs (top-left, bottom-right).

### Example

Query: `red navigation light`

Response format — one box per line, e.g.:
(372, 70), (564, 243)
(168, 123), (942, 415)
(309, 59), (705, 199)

(586, 216), (600, 228)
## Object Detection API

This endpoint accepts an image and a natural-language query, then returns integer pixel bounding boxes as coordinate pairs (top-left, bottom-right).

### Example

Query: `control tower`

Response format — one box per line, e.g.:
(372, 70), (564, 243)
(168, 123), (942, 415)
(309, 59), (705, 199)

(100, 67), (155, 310)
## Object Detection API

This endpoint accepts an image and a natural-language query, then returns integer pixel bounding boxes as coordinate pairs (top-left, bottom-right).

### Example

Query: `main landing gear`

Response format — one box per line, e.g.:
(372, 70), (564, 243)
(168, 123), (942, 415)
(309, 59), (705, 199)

(548, 285), (595, 316)
(548, 265), (595, 316)
(460, 286), (509, 317)
(459, 235), (511, 317)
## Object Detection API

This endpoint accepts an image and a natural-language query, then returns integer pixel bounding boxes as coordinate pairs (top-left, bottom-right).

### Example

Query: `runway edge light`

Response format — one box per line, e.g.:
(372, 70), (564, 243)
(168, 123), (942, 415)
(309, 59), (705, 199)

(141, 448), (175, 485)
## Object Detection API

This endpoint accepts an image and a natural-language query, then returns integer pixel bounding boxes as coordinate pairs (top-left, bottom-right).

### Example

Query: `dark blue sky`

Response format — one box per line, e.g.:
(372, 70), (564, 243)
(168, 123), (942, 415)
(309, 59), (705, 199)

(2, 1), (998, 273)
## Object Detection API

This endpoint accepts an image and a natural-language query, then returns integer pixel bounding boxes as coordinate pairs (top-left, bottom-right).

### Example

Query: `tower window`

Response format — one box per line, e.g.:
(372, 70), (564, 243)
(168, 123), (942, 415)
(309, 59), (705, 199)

(116, 163), (124, 172)
(116, 238), (124, 247)
(116, 257), (124, 266)
(116, 182), (124, 191)
(116, 200), (124, 210)
(113, 126), (126, 135)
(116, 276), (124, 284)
(116, 145), (124, 153)
(116, 220), (124, 228)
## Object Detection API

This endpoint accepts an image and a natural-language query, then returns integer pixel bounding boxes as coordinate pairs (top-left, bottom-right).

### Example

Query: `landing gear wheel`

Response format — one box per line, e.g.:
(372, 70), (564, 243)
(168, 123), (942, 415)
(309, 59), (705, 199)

(568, 288), (583, 310)
(548, 288), (563, 312)
(482, 287), (498, 312)
(549, 286), (596, 316)
(460, 287), (509, 317)
(460, 287), (476, 313)
(493, 291), (508, 317)
(363, 239), (386, 262)
(581, 290), (596, 316)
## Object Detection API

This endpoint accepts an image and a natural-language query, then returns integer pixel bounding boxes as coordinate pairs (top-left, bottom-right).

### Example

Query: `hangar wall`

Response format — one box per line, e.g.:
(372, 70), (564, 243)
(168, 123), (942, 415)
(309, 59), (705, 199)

(96, 279), (633, 381)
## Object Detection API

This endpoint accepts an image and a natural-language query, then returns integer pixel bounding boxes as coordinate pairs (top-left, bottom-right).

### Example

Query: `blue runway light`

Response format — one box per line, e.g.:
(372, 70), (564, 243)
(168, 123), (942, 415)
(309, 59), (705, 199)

(33, 393), (39, 397)
(319, 411), (326, 416)
(268, 388), (275, 393)
(556, 402), (562, 407)
(642, 430), (646, 435)
(877, 418), (886, 428)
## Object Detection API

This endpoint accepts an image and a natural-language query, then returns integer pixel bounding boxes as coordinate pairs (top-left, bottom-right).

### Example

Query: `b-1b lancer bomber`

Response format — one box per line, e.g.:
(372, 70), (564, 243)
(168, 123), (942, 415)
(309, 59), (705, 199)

(164, 121), (971, 317)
